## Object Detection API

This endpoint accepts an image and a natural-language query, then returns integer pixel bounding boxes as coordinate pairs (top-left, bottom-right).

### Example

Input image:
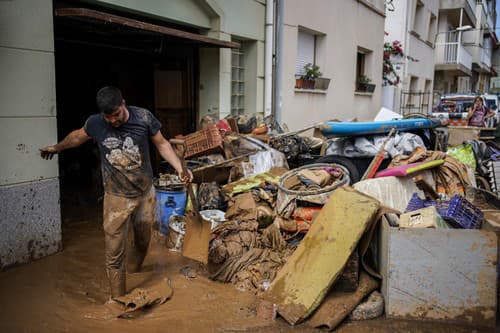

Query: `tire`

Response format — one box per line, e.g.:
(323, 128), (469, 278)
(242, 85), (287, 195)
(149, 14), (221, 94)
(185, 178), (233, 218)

(475, 175), (491, 192)
(315, 155), (361, 184)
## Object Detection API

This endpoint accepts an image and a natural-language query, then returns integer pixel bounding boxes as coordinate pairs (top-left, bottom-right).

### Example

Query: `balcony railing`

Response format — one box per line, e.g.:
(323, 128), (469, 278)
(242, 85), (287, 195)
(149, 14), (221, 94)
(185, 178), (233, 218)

(482, 47), (491, 67)
(435, 41), (473, 70)
(486, 12), (494, 29)
(477, 0), (495, 28)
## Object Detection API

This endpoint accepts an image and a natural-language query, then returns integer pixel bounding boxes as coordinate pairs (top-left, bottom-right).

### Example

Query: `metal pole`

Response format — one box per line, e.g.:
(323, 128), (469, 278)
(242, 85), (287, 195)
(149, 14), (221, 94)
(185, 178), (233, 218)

(264, 0), (274, 117)
(274, 0), (284, 125)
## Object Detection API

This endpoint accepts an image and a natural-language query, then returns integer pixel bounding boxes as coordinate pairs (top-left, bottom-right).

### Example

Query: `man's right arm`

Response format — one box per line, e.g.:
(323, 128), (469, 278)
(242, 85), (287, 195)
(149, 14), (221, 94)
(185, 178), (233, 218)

(40, 128), (91, 160)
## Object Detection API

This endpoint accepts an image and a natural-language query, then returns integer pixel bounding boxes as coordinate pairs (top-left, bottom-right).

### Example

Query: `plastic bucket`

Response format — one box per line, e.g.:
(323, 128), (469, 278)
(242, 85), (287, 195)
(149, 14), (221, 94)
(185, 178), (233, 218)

(156, 188), (187, 235)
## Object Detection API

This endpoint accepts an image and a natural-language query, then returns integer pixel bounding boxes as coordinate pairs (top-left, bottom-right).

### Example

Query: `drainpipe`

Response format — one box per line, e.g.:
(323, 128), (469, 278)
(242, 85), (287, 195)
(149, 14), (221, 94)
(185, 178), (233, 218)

(274, 0), (283, 125)
(264, 0), (274, 117)
(458, 8), (463, 91)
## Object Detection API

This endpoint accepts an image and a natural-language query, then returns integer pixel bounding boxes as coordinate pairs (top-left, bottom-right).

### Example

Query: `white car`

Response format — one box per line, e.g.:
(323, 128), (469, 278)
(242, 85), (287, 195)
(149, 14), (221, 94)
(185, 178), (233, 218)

(482, 93), (499, 127)
(432, 93), (498, 128)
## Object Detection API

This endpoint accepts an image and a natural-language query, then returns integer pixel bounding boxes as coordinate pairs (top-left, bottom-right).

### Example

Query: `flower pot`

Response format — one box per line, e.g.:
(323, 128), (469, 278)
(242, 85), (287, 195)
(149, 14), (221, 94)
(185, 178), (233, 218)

(303, 79), (315, 89)
(295, 78), (315, 89)
(314, 78), (330, 90)
(295, 77), (305, 89)
(357, 83), (376, 93)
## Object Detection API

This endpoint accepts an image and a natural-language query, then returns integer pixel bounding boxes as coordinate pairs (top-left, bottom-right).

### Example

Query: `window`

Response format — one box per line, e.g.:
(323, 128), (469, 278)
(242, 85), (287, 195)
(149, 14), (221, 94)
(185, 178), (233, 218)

(296, 29), (316, 75)
(355, 47), (373, 91)
(356, 52), (365, 81)
(428, 13), (437, 43)
(413, 1), (424, 35)
(231, 48), (244, 116)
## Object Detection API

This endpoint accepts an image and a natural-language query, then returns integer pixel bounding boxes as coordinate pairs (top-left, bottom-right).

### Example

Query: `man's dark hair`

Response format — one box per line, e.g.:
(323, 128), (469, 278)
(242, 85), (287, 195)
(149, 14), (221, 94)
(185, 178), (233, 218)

(96, 86), (123, 115)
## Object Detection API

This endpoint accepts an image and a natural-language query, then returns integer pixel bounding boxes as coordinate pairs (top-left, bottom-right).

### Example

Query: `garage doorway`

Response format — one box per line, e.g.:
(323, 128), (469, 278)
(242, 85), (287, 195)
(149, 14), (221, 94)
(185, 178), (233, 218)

(53, 7), (199, 222)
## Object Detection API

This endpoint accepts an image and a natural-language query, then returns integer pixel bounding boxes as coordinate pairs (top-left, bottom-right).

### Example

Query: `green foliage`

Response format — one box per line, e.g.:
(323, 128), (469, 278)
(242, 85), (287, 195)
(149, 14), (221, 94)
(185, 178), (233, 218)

(302, 63), (322, 80)
(358, 75), (372, 84)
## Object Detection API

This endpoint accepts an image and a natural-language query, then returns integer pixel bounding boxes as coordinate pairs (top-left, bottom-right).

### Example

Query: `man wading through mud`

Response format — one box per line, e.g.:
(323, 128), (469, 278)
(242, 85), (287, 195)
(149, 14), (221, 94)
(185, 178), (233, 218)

(40, 86), (192, 301)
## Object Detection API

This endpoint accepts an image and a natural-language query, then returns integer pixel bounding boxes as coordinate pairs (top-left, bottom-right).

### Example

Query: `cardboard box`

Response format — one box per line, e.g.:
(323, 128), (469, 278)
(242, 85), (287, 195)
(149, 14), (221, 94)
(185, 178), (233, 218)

(399, 206), (448, 228)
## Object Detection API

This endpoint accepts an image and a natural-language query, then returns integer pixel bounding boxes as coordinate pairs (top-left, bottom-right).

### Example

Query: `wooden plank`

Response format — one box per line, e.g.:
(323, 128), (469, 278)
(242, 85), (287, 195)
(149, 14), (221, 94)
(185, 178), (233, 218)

(55, 8), (240, 49)
(266, 187), (380, 325)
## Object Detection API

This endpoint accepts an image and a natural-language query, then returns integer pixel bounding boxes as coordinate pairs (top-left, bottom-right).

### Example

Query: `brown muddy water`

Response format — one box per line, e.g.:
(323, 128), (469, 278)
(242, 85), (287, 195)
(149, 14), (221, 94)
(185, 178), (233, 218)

(0, 216), (496, 333)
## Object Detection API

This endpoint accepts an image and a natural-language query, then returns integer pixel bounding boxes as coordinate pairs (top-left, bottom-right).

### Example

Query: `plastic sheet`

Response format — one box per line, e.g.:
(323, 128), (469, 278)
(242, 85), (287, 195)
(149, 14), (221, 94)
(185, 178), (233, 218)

(241, 149), (288, 177)
(325, 132), (425, 158)
(353, 175), (431, 212)
(447, 144), (476, 171)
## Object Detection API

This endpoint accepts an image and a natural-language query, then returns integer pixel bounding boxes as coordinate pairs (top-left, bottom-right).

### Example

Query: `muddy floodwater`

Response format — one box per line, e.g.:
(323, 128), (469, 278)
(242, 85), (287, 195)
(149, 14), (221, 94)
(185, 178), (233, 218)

(0, 215), (496, 333)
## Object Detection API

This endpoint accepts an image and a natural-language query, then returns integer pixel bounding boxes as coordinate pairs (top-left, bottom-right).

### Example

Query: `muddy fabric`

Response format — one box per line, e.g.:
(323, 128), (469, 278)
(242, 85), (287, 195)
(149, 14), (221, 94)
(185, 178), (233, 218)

(210, 224), (291, 292)
(114, 278), (173, 318)
(308, 272), (379, 330)
(297, 169), (331, 187)
(209, 221), (260, 264)
(225, 192), (275, 227)
(390, 149), (472, 198)
(84, 106), (161, 198)
(103, 185), (156, 297)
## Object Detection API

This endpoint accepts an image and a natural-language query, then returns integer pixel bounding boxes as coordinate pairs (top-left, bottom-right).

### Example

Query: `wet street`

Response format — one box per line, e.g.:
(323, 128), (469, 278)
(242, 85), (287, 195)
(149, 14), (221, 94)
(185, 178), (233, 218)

(0, 214), (496, 333)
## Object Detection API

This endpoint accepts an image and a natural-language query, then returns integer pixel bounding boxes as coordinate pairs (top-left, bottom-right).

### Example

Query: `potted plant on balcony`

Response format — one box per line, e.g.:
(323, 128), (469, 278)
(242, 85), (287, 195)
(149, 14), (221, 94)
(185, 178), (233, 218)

(357, 75), (376, 93)
(295, 63), (330, 90)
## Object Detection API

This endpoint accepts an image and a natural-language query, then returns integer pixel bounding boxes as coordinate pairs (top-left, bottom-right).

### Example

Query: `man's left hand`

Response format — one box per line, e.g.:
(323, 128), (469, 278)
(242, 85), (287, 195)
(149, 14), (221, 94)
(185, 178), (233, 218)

(179, 169), (194, 186)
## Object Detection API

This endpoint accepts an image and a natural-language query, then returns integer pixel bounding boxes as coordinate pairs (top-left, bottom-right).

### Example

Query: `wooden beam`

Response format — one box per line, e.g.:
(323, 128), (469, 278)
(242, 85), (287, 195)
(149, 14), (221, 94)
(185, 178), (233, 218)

(55, 7), (240, 49)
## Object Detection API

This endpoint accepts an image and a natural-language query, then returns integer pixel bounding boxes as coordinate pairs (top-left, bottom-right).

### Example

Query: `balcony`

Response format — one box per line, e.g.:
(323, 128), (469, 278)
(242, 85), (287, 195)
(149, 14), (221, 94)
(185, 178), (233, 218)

(467, 44), (492, 72)
(482, 47), (492, 68)
(486, 12), (494, 30)
(476, 0), (494, 29)
(440, 0), (477, 26)
(435, 38), (473, 75)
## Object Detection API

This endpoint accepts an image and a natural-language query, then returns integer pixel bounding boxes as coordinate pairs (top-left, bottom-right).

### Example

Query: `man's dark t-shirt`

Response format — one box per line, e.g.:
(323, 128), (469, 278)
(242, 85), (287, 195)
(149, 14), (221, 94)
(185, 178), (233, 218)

(84, 106), (161, 198)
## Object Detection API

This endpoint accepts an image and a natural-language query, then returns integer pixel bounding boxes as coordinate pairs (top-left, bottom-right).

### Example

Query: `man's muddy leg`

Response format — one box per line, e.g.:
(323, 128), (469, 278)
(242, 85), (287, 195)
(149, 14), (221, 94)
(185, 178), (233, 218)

(103, 193), (137, 298)
(128, 186), (156, 273)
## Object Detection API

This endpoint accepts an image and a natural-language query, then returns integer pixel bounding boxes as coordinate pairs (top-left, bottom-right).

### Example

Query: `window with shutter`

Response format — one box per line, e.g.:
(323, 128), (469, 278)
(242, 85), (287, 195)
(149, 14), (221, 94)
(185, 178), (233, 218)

(296, 30), (315, 75)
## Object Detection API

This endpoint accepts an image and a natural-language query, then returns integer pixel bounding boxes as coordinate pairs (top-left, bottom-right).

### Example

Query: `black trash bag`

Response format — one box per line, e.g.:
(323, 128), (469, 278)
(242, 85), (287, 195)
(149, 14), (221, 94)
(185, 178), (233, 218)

(197, 182), (226, 211)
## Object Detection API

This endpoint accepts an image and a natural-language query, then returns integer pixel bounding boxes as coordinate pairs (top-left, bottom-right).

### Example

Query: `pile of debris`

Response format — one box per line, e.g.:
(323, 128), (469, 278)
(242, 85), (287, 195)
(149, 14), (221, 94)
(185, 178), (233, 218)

(156, 114), (500, 330)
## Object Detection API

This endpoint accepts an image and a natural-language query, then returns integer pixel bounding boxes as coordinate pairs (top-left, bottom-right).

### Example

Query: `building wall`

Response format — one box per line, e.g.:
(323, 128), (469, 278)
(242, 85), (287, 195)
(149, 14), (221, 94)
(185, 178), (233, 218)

(206, 0), (266, 119)
(0, 0), (61, 269)
(92, 0), (266, 121)
(280, 0), (385, 130)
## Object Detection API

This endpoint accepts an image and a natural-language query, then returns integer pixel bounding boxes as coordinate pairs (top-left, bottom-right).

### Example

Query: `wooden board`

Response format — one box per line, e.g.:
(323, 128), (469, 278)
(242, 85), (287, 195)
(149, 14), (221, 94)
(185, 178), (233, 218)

(266, 187), (380, 325)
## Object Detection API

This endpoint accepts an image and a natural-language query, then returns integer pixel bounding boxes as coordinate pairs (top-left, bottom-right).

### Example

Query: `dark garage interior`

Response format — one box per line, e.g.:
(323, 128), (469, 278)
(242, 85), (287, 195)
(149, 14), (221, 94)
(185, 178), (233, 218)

(53, 5), (200, 222)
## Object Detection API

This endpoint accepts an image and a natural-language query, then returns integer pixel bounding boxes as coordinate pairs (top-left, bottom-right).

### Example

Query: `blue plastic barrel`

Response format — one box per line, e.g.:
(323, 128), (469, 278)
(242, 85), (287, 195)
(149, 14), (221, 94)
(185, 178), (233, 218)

(155, 188), (187, 235)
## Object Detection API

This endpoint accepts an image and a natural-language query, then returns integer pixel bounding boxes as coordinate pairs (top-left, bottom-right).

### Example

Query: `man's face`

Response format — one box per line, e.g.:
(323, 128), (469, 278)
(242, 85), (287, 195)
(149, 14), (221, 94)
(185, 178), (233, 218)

(104, 101), (127, 127)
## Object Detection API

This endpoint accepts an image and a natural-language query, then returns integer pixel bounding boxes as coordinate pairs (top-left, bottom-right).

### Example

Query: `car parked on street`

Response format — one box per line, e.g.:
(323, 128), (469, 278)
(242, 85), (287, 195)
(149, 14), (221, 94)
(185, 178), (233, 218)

(432, 93), (498, 127)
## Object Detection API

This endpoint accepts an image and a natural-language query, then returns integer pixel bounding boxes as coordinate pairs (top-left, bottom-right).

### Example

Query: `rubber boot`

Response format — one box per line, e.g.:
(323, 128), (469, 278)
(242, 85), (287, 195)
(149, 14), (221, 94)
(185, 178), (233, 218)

(127, 245), (147, 273)
(107, 268), (126, 299)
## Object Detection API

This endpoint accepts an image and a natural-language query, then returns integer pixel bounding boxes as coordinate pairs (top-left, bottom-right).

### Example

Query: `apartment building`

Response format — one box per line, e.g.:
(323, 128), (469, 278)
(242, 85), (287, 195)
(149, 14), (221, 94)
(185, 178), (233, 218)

(277, 0), (386, 129)
(462, 0), (498, 93)
(383, 0), (440, 114)
(434, 0), (497, 95)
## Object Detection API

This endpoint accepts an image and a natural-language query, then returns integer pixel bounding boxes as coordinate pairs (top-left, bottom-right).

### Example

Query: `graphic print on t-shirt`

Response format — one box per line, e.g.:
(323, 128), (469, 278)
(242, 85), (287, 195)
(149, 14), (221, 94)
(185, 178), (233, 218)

(102, 136), (142, 170)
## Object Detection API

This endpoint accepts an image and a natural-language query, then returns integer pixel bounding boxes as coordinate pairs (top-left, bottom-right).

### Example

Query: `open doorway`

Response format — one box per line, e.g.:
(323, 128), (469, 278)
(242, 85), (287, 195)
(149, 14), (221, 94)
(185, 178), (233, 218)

(53, 7), (199, 223)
